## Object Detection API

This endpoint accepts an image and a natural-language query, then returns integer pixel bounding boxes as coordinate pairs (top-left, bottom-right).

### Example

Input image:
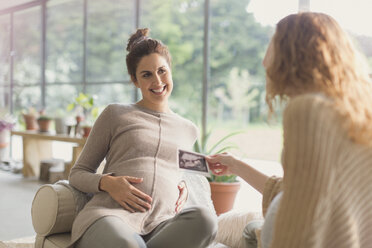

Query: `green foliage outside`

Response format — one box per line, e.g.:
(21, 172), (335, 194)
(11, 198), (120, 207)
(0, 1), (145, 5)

(140, 0), (273, 123)
(4, 0), (274, 126)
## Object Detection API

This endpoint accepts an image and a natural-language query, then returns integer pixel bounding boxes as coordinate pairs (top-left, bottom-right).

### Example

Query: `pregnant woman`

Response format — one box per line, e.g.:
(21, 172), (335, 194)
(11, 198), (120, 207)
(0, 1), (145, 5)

(69, 28), (217, 248)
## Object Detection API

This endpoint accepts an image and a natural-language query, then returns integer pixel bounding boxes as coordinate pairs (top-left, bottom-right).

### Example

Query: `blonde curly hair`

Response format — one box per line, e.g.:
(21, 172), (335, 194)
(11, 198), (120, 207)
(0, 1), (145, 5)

(265, 12), (372, 146)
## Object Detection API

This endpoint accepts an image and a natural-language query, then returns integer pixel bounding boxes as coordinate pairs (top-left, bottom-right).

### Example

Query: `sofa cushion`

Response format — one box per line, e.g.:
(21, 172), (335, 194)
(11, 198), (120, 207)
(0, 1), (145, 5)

(43, 233), (71, 248)
(32, 184), (76, 236)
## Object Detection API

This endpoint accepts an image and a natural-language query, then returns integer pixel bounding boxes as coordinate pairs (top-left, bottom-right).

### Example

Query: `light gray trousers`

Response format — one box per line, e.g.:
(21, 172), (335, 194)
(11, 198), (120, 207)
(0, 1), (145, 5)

(75, 206), (217, 248)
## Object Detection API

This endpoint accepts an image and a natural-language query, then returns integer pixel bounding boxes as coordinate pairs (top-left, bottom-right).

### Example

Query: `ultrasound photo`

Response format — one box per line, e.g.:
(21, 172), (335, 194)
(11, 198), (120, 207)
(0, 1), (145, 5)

(178, 149), (210, 177)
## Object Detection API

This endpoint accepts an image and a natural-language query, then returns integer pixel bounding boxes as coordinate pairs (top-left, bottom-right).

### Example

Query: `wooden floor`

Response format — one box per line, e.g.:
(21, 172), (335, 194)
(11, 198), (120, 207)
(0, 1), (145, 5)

(0, 167), (42, 241)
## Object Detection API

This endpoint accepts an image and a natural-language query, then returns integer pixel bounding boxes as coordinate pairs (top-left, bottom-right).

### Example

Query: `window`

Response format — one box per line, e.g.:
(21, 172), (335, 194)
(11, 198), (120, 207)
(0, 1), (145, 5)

(46, 0), (84, 83)
(207, 0), (297, 161)
(13, 7), (41, 86)
(86, 83), (134, 106)
(141, 0), (204, 122)
(0, 14), (10, 109)
(13, 7), (41, 113)
(310, 0), (372, 74)
(86, 0), (134, 83)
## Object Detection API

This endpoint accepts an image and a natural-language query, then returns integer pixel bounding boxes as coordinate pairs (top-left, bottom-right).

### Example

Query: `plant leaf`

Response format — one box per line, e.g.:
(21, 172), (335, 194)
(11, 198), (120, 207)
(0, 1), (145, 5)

(67, 103), (75, 111)
(207, 130), (243, 154)
(213, 145), (238, 155)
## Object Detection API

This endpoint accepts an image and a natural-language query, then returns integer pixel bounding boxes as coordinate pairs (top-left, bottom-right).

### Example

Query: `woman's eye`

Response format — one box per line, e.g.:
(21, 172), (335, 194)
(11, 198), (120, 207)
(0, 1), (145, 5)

(158, 69), (166, 74)
(143, 73), (151, 78)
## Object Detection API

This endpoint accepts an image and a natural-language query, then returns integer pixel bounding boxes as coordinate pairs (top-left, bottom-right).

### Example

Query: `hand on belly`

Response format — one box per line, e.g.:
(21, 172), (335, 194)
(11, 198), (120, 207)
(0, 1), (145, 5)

(99, 175), (153, 213)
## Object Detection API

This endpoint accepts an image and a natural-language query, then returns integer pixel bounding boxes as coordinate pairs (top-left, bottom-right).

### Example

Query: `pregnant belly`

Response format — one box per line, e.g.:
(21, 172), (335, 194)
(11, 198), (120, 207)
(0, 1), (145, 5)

(92, 167), (180, 211)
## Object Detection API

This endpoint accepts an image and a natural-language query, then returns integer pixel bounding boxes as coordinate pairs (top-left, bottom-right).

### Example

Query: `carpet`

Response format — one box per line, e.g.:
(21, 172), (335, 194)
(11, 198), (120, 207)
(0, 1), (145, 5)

(0, 236), (34, 248)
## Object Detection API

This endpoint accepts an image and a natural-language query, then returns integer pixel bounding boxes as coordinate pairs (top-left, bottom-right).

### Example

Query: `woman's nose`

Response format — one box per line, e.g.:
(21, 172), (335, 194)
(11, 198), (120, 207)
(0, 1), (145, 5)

(153, 74), (163, 85)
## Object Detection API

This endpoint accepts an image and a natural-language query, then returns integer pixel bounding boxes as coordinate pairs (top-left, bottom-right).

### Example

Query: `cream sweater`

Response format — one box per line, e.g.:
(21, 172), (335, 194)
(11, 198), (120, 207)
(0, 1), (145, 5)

(68, 104), (198, 245)
(262, 94), (372, 248)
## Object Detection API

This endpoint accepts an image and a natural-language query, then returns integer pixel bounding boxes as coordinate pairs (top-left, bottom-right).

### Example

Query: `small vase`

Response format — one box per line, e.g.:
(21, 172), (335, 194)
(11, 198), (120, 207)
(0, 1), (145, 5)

(37, 119), (52, 132)
(54, 117), (67, 134)
(0, 129), (10, 161)
(0, 129), (9, 148)
(82, 126), (92, 138)
(23, 114), (38, 131)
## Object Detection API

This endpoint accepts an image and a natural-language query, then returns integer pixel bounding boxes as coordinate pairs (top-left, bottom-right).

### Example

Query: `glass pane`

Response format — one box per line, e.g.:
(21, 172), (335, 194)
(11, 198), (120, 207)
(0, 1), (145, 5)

(46, 0), (84, 83)
(45, 84), (80, 115)
(0, 1), (33, 10)
(85, 83), (134, 107)
(0, 86), (10, 109)
(141, 0), (204, 123)
(86, 0), (134, 83)
(207, 0), (298, 161)
(310, 0), (372, 74)
(13, 7), (41, 85)
(13, 86), (41, 114)
(0, 14), (10, 87)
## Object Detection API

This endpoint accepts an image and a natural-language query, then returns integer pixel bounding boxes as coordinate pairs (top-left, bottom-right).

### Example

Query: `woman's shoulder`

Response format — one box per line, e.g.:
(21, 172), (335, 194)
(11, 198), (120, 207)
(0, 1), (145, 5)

(171, 113), (198, 130)
(285, 93), (337, 119)
(284, 93), (345, 139)
(287, 93), (332, 110)
(103, 103), (137, 114)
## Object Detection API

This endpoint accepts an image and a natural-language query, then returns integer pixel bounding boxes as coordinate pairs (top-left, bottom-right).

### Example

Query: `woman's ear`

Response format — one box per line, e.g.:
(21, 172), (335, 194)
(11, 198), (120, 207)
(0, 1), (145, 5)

(131, 75), (139, 88)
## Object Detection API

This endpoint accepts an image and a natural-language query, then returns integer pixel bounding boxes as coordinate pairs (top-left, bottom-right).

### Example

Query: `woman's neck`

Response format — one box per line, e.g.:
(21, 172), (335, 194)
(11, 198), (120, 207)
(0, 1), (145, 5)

(136, 100), (171, 113)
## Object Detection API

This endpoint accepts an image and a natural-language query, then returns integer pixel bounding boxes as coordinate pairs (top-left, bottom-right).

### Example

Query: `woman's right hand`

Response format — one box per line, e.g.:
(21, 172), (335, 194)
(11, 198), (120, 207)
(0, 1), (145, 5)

(99, 175), (152, 213)
(205, 153), (238, 176)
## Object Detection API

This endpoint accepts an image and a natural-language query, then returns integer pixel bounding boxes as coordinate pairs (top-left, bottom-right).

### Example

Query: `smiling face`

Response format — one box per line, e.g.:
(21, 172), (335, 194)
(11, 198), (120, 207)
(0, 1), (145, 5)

(132, 53), (173, 113)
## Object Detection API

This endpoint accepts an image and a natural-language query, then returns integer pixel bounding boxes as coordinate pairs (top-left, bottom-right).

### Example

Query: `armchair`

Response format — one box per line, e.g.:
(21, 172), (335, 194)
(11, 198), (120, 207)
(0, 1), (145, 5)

(31, 174), (261, 248)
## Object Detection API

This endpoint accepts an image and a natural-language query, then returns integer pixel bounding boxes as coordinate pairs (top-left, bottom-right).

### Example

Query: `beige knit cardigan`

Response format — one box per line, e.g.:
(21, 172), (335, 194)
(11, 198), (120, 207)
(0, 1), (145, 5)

(68, 103), (198, 245)
(261, 93), (372, 248)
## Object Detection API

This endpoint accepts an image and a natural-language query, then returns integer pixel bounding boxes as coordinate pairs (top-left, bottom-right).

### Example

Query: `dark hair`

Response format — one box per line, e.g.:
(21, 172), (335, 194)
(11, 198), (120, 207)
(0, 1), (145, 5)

(126, 28), (171, 81)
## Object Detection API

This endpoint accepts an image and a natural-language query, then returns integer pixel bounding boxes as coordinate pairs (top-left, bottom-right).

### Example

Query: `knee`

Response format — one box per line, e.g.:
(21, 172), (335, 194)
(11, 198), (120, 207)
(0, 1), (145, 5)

(115, 235), (146, 248)
(243, 220), (264, 248)
(191, 206), (218, 236)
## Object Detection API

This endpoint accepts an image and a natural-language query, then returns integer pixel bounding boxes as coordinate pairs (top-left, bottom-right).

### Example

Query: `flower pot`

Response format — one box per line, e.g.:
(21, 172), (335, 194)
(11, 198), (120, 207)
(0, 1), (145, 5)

(75, 115), (84, 124)
(23, 114), (38, 130)
(209, 181), (241, 216)
(37, 119), (52, 132)
(0, 129), (9, 148)
(54, 117), (67, 134)
(82, 126), (92, 138)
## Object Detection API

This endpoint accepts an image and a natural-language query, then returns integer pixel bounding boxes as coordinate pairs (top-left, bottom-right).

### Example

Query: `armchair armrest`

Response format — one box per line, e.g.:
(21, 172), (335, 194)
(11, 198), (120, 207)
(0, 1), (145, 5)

(31, 181), (91, 237)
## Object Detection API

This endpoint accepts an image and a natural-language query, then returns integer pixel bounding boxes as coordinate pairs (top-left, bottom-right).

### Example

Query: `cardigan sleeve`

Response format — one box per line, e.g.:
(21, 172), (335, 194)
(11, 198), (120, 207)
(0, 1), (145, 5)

(69, 104), (113, 193)
(262, 176), (282, 217)
(269, 94), (339, 248)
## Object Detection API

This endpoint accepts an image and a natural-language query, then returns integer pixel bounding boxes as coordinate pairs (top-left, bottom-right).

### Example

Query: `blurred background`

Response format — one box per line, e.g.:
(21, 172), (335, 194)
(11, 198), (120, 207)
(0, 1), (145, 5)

(0, 0), (372, 168)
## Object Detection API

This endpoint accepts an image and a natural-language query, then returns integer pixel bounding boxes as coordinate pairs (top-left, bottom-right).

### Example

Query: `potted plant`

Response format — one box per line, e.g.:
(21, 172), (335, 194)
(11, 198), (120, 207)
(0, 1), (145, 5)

(54, 109), (68, 135)
(67, 93), (99, 137)
(0, 110), (15, 161)
(37, 115), (53, 132)
(194, 129), (243, 215)
(21, 107), (39, 131)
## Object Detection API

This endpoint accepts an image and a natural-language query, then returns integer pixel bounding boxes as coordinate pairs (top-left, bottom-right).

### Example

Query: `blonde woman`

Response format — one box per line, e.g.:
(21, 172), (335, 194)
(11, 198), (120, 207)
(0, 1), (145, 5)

(206, 12), (372, 248)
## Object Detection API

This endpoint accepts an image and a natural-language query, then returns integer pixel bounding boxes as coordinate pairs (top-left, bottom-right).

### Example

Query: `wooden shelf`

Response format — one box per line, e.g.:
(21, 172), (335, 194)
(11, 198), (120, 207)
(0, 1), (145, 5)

(11, 130), (86, 177)
(11, 130), (86, 145)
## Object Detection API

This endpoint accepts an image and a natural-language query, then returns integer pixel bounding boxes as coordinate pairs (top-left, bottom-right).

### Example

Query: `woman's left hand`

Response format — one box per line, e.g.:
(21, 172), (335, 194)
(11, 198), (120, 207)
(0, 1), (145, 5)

(175, 180), (188, 213)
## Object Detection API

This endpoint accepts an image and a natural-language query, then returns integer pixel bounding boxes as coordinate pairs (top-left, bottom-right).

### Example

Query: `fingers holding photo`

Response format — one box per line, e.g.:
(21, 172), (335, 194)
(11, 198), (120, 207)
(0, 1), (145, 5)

(207, 162), (229, 175)
(205, 153), (236, 175)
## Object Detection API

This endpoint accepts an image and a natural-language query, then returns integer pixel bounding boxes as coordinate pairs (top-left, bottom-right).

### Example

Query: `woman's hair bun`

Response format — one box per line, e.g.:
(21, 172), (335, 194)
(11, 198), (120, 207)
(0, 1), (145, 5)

(126, 28), (150, 52)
